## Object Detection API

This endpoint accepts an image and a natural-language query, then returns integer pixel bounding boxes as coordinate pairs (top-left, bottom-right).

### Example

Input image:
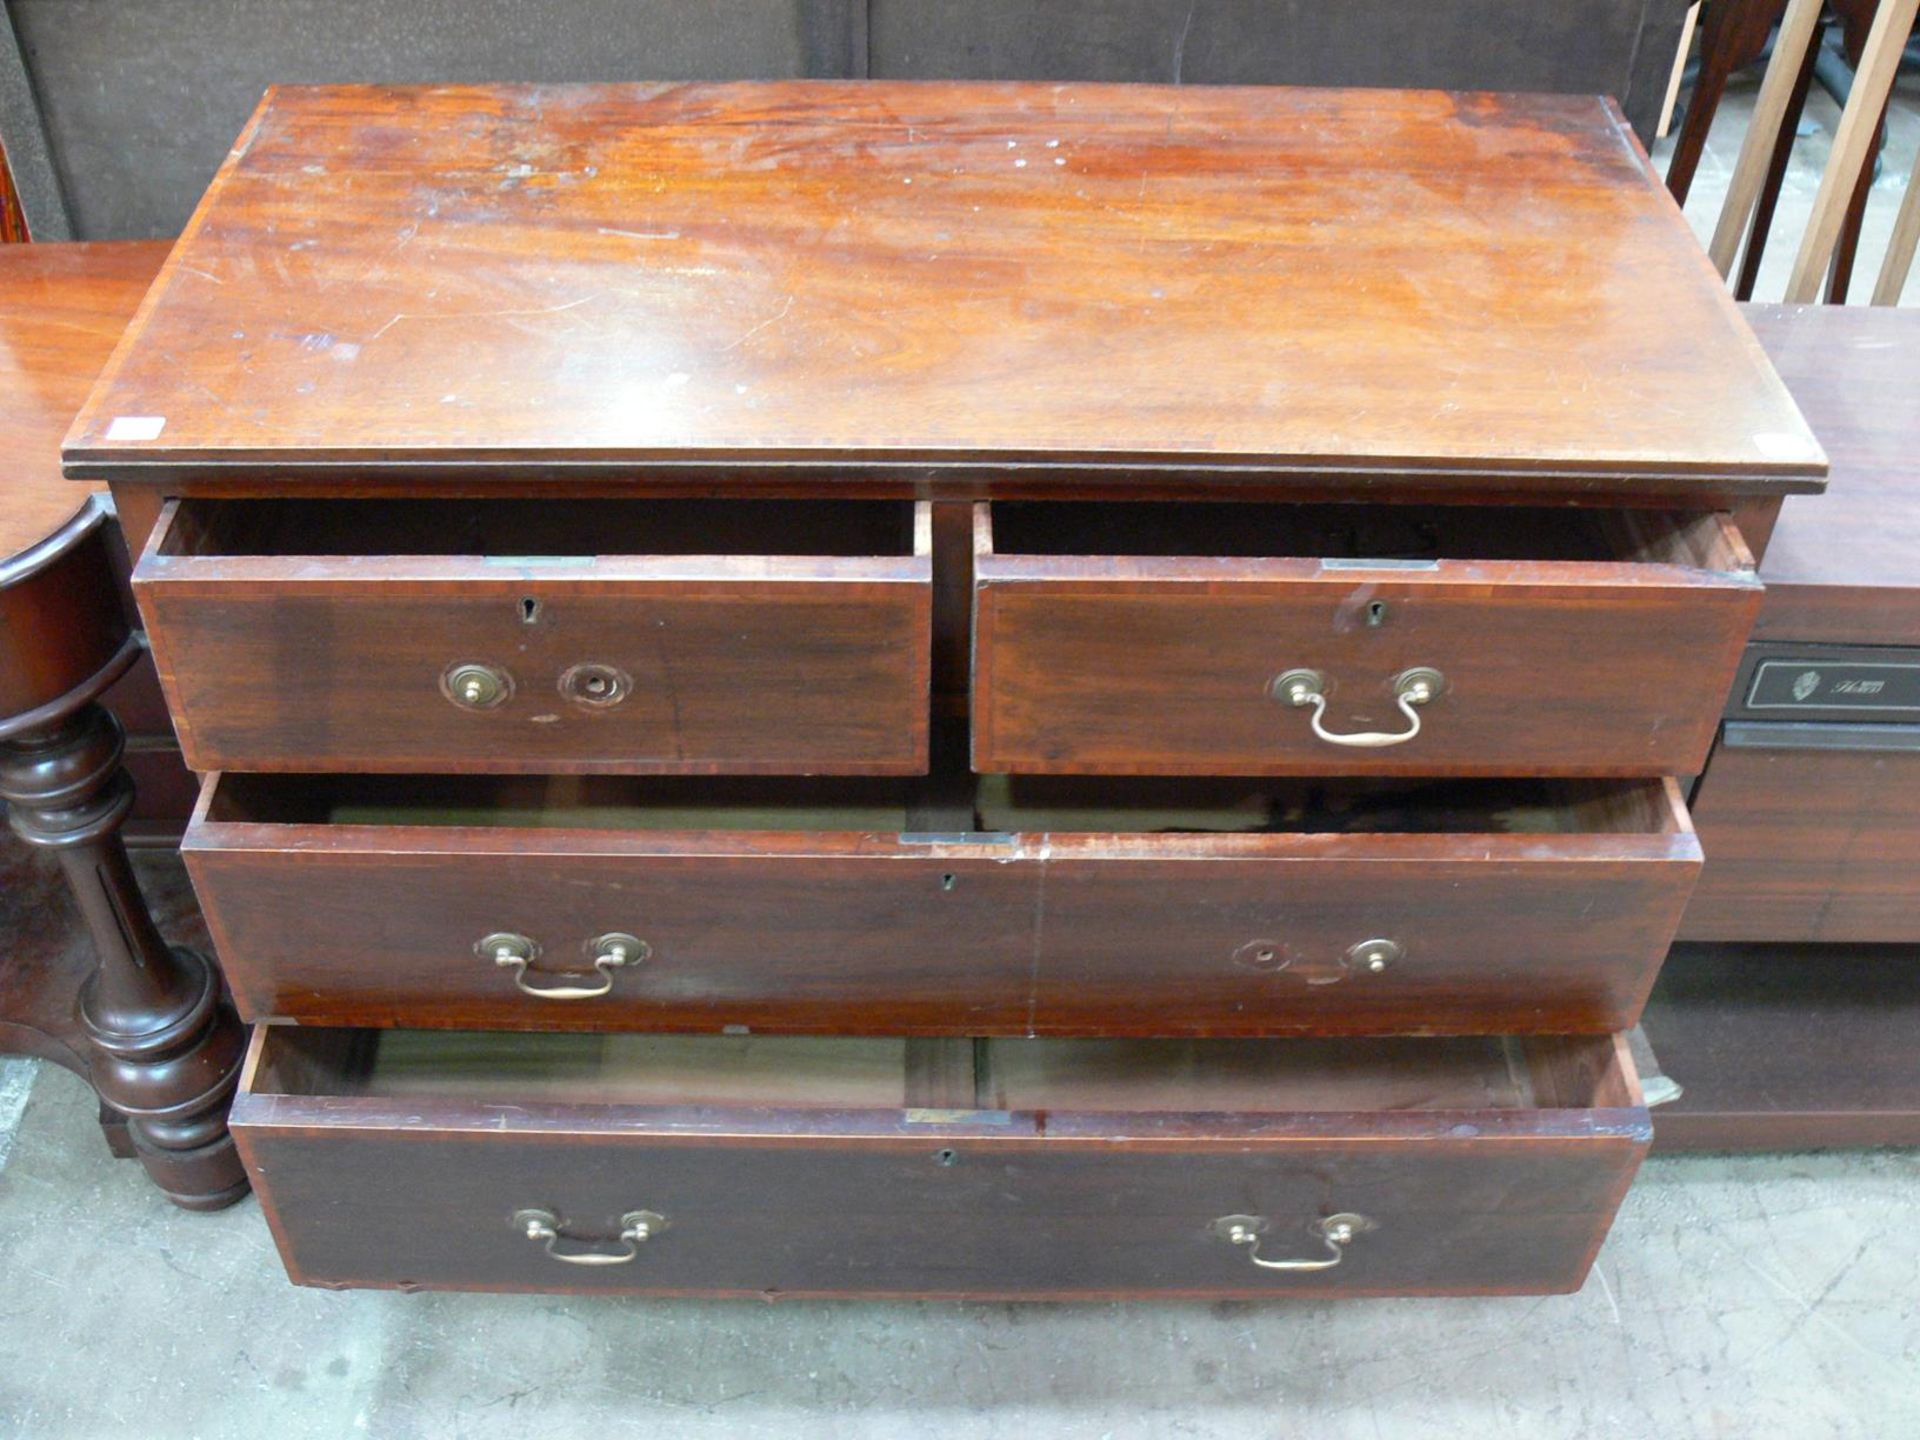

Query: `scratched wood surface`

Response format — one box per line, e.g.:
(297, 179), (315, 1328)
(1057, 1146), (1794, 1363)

(66, 83), (1822, 493)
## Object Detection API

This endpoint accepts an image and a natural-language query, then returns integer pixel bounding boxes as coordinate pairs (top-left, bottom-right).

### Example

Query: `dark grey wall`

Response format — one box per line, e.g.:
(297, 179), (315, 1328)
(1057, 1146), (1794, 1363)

(2, 0), (1684, 240)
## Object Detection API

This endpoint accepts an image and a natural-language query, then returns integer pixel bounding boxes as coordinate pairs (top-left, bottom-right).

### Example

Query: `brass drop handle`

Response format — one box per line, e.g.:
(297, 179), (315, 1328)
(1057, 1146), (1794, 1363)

(1213, 1213), (1373, 1272)
(479, 931), (647, 1000)
(513, 1208), (665, 1265)
(1271, 667), (1443, 749)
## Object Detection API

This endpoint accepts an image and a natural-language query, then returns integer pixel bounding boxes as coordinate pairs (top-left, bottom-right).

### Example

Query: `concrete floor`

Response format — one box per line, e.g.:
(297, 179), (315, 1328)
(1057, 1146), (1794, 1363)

(6, 71), (1920, 1440)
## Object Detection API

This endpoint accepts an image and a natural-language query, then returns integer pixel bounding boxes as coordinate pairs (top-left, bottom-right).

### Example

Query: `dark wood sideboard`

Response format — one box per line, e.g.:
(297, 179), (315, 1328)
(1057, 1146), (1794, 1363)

(66, 82), (1823, 1297)
(1650, 303), (1920, 1152)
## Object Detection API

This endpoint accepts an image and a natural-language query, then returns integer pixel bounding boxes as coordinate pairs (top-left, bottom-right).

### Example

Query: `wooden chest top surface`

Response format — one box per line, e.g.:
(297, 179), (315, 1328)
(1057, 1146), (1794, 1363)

(1745, 304), (1920, 639)
(0, 242), (167, 565)
(67, 82), (1821, 494)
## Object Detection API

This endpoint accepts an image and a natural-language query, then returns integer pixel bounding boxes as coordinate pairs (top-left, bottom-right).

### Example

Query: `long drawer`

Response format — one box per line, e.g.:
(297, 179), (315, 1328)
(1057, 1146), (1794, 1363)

(232, 1026), (1649, 1298)
(133, 497), (932, 775)
(186, 769), (1701, 1036)
(972, 500), (1761, 776)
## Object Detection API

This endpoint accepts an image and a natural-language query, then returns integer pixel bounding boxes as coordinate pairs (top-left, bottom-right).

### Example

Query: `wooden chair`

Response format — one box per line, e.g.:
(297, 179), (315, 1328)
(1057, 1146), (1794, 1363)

(1673, 0), (1914, 302)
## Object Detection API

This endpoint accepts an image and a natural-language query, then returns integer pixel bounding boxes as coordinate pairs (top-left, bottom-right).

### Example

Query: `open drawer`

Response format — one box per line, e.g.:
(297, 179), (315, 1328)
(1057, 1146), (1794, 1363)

(132, 497), (931, 774)
(972, 501), (1761, 776)
(186, 769), (1701, 1036)
(232, 1026), (1650, 1298)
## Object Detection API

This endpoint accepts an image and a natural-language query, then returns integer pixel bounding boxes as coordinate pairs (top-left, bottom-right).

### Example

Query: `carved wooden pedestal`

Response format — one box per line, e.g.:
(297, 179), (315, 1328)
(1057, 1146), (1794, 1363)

(0, 497), (248, 1210)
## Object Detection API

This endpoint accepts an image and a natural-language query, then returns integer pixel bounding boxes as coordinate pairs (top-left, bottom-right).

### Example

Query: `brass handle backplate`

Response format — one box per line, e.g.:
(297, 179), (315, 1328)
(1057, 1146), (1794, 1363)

(1271, 667), (1444, 748)
(1212, 1212), (1374, 1272)
(443, 661), (513, 710)
(479, 931), (648, 1000)
(513, 1208), (666, 1265)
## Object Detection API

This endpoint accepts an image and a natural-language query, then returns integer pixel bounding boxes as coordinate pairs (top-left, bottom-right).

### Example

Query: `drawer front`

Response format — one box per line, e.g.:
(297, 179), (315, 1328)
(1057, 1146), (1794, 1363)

(235, 1041), (1646, 1299)
(1679, 724), (1920, 943)
(187, 777), (1700, 1035)
(972, 507), (1760, 776)
(134, 499), (932, 775)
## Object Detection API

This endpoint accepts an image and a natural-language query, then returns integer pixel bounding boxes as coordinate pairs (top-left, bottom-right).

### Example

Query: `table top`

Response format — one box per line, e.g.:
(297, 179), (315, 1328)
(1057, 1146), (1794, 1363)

(66, 82), (1822, 494)
(0, 242), (168, 565)
(1745, 303), (1920, 644)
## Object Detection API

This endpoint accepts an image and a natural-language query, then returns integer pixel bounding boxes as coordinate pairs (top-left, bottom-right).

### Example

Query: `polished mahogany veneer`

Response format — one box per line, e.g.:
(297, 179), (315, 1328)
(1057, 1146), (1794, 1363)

(67, 83), (1821, 495)
(973, 502), (1760, 777)
(186, 771), (1700, 1037)
(134, 497), (932, 775)
(70, 82), (1828, 1293)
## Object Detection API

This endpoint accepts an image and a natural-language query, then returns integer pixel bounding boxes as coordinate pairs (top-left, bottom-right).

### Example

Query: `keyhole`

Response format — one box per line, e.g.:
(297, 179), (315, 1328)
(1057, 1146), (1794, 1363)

(940, 873), (957, 892)
(520, 597), (541, 624)
(934, 1148), (959, 1167)
(1366, 600), (1388, 627)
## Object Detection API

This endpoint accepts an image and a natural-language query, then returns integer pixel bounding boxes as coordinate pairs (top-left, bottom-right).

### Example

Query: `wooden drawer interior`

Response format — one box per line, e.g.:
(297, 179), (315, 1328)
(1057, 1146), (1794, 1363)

(982, 501), (1750, 570)
(971, 773), (1686, 839)
(247, 1026), (1642, 1117)
(202, 769), (1685, 841)
(154, 496), (923, 560)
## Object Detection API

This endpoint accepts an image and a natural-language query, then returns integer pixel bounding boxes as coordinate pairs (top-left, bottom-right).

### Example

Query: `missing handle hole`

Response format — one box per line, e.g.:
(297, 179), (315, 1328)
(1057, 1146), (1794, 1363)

(520, 597), (541, 624)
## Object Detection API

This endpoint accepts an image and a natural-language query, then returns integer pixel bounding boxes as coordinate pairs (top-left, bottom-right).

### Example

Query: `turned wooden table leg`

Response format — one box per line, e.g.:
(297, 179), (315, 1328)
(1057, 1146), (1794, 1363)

(0, 703), (248, 1210)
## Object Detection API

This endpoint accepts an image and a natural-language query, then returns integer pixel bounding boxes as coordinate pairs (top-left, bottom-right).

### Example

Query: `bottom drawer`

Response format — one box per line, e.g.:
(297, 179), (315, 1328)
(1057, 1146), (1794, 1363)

(233, 1026), (1649, 1298)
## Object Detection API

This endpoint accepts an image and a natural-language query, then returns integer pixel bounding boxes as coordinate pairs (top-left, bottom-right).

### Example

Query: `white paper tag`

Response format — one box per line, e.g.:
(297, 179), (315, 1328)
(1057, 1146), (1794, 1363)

(1753, 431), (1808, 461)
(105, 415), (167, 441)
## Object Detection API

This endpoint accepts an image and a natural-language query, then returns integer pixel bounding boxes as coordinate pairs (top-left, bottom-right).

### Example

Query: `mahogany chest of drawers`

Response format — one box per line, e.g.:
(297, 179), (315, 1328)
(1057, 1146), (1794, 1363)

(67, 81), (1823, 1297)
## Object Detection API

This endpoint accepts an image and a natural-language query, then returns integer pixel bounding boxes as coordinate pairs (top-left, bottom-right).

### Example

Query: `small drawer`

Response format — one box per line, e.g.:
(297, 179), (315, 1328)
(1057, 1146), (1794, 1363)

(232, 1026), (1649, 1297)
(133, 497), (931, 774)
(971, 501), (1761, 776)
(186, 769), (1700, 1036)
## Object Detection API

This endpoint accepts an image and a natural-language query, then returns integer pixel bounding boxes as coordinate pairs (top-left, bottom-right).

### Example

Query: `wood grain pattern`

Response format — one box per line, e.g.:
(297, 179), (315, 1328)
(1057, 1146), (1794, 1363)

(134, 498), (932, 774)
(65, 83), (1823, 494)
(1646, 941), (1920, 1151)
(231, 1026), (1647, 1297)
(0, 242), (166, 563)
(185, 771), (1699, 1035)
(1743, 304), (1920, 644)
(973, 503), (1761, 777)
(1678, 734), (1920, 943)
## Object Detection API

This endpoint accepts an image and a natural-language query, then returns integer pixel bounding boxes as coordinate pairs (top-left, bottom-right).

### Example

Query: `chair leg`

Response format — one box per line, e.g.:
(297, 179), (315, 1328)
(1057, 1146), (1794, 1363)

(1670, 0), (1787, 203)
